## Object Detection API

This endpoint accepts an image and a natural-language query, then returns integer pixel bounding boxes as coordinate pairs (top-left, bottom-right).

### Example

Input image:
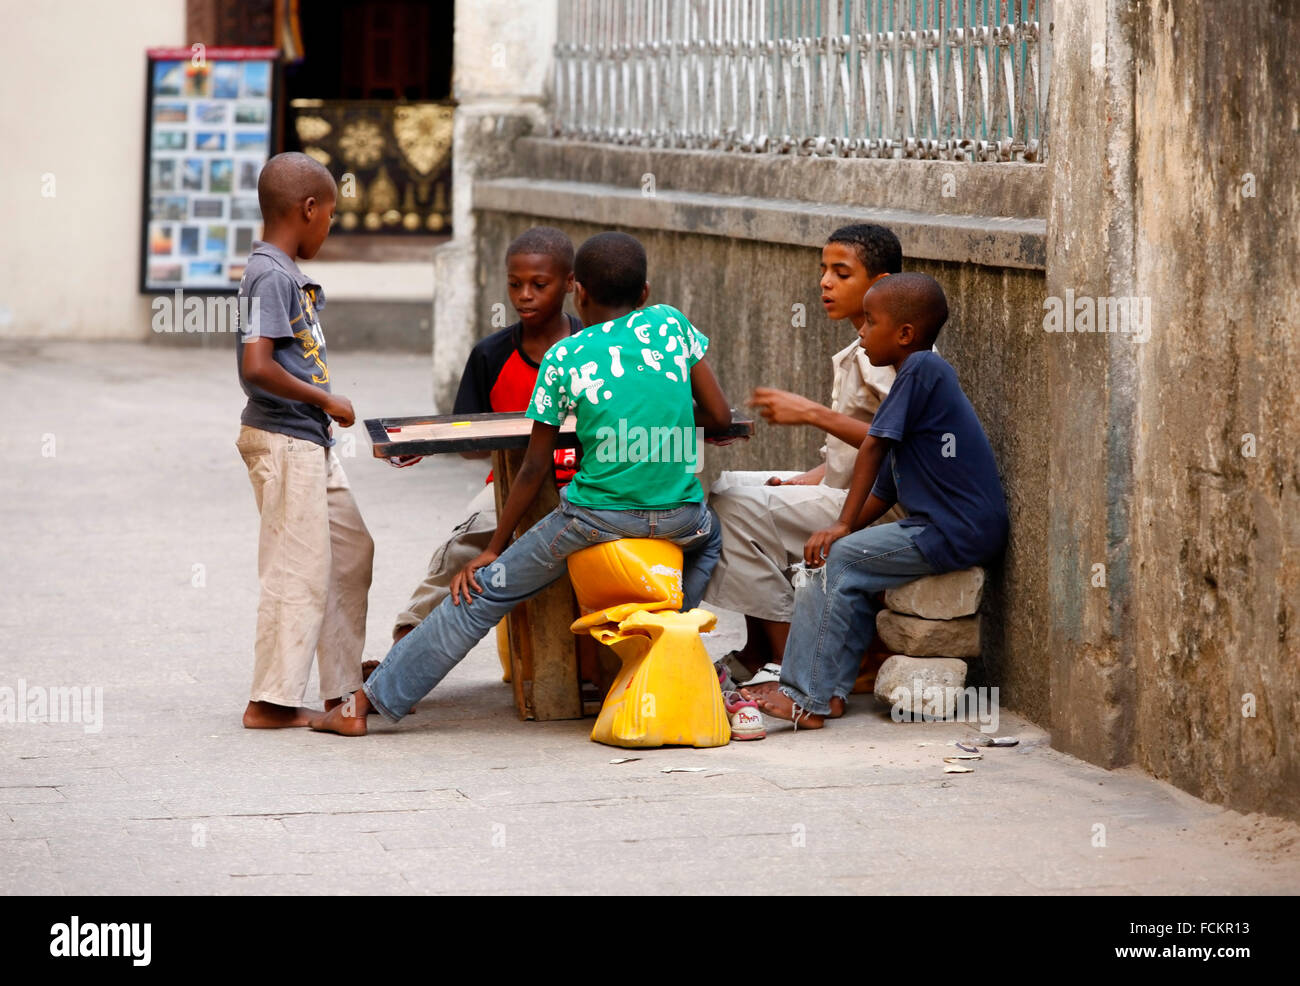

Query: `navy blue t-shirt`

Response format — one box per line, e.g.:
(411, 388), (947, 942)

(868, 350), (1008, 570)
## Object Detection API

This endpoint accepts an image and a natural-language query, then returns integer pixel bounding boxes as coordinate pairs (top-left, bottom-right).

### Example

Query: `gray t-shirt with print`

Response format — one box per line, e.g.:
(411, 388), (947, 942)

(235, 241), (333, 446)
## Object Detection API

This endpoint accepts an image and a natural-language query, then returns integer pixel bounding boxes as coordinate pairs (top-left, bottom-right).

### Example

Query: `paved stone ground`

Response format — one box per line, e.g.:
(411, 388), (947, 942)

(1, 340), (1297, 895)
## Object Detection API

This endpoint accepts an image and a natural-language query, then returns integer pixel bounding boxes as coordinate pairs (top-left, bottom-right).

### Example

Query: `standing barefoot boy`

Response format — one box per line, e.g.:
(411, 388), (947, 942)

(234, 152), (374, 728)
(748, 273), (1007, 729)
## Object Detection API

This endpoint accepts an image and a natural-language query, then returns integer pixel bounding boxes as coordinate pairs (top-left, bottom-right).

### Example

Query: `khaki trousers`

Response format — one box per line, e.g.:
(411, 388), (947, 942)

(703, 470), (906, 623)
(703, 471), (846, 623)
(236, 425), (373, 705)
(392, 482), (497, 637)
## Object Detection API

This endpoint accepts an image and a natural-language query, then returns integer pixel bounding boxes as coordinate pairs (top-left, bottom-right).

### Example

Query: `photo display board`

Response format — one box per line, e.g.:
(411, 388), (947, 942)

(141, 47), (278, 293)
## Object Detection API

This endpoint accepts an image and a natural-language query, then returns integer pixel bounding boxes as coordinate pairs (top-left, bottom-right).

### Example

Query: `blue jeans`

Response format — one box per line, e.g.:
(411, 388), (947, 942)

(779, 522), (938, 715)
(364, 493), (722, 721)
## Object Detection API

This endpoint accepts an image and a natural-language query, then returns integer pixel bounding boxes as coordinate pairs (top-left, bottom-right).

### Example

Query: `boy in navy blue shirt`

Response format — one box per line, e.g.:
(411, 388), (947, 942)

(747, 273), (1008, 729)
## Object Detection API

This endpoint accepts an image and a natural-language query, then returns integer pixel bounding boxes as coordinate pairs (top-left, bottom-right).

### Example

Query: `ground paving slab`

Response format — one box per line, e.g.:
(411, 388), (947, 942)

(1, 342), (1297, 895)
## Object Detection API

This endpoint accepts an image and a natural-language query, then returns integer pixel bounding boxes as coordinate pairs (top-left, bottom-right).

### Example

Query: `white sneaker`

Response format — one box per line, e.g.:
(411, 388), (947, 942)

(724, 690), (766, 741)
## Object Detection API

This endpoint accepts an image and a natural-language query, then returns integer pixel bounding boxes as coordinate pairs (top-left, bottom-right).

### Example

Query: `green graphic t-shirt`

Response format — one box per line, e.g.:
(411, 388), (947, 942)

(526, 304), (709, 509)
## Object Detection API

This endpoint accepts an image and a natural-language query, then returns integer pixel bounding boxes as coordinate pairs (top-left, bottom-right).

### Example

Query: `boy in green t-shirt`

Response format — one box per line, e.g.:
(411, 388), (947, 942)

(309, 232), (733, 736)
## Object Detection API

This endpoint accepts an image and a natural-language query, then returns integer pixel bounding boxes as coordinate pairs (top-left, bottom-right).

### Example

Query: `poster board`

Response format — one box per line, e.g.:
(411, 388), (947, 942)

(140, 47), (278, 293)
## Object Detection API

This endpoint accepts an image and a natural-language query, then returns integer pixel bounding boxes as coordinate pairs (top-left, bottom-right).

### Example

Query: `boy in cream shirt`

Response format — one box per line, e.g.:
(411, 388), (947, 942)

(703, 224), (904, 695)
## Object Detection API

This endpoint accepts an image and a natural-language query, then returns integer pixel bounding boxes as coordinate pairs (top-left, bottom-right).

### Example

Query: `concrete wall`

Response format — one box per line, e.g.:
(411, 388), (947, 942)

(469, 140), (1051, 720)
(1129, 1), (1299, 816)
(0, 0), (186, 340)
(1047, 0), (1299, 819)
(430, 0), (557, 405)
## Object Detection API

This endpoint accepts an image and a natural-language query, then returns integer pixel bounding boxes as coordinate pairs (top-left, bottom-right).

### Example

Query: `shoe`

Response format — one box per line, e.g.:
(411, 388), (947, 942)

(723, 690), (766, 740)
(714, 651), (749, 691)
(715, 661), (737, 693)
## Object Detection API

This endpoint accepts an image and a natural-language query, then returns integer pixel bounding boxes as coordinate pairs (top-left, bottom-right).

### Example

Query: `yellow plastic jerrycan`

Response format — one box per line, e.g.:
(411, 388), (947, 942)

(566, 539), (730, 749)
(567, 537), (684, 628)
(586, 609), (730, 748)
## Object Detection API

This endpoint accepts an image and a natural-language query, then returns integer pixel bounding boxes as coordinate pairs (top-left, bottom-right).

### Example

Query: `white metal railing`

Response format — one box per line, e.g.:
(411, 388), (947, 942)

(553, 0), (1051, 161)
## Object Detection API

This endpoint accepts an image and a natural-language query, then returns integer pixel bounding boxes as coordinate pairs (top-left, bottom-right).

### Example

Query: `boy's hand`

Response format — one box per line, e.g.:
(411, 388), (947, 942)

(321, 394), (356, 428)
(450, 550), (500, 606)
(804, 521), (850, 567)
(748, 387), (823, 426)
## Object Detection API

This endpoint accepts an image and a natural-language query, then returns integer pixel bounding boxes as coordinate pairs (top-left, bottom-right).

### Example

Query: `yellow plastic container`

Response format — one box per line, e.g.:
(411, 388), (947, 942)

(566, 537), (684, 629)
(566, 539), (729, 749)
(585, 609), (730, 748)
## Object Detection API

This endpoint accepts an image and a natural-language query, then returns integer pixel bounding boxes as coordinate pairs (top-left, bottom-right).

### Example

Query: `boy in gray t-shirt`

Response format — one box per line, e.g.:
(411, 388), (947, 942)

(234, 152), (374, 729)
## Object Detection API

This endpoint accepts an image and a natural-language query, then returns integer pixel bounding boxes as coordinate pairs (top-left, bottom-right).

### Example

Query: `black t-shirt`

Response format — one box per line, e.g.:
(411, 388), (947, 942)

(453, 314), (584, 481)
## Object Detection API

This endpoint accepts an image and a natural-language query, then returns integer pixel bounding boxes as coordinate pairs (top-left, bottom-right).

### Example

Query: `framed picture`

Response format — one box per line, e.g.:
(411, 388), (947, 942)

(140, 47), (278, 294)
(231, 197), (262, 222)
(150, 159), (176, 191)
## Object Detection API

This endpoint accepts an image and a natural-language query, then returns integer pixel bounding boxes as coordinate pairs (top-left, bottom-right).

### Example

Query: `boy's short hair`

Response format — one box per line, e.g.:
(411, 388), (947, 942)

(826, 224), (903, 277)
(875, 272), (949, 347)
(257, 152), (336, 221)
(573, 232), (647, 307)
(506, 226), (575, 273)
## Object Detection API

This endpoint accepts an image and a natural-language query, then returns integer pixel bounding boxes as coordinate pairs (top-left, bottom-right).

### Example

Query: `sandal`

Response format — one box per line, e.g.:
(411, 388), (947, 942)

(739, 662), (782, 688)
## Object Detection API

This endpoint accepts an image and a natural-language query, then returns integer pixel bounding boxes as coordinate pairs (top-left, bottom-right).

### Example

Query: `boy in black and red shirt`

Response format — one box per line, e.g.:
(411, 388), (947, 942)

(391, 227), (581, 640)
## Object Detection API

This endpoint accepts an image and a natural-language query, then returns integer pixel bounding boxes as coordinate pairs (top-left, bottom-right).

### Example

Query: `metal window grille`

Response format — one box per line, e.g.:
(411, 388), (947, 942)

(553, 0), (1051, 161)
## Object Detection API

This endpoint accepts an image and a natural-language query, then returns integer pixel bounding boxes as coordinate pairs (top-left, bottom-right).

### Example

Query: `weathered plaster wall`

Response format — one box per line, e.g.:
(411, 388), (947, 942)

(1046, 0), (1298, 819)
(430, 0), (557, 407)
(0, 0), (186, 340)
(1043, 0), (1140, 769)
(1128, 1), (1300, 816)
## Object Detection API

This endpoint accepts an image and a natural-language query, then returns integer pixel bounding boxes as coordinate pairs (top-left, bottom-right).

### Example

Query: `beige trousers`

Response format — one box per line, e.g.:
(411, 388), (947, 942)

(702, 471), (847, 623)
(392, 482), (498, 636)
(236, 425), (374, 705)
(704, 470), (906, 623)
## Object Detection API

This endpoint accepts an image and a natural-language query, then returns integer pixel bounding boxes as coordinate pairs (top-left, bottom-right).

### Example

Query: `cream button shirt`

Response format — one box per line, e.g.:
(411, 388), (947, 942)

(820, 339), (897, 489)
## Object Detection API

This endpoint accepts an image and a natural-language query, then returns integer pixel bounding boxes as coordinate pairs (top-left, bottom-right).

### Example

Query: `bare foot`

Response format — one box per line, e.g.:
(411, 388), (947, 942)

(309, 691), (371, 736)
(243, 701), (314, 729)
(740, 680), (780, 701)
(741, 684), (841, 716)
(751, 690), (826, 729)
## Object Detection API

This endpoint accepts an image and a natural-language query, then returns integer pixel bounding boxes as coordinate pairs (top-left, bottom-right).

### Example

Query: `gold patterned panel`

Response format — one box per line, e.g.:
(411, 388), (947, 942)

(338, 119), (386, 169)
(392, 104), (453, 177)
(288, 99), (454, 236)
(294, 115), (332, 143)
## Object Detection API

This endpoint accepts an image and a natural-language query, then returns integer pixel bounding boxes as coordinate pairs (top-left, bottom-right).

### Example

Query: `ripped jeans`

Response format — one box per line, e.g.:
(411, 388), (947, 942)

(363, 492), (721, 722)
(779, 522), (938, 715)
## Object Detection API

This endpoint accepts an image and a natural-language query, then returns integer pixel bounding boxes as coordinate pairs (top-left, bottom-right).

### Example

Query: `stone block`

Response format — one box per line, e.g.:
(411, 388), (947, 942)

(875, 610), (981, 657)
(873, 655), (969, 719)
(884, 567), (986, 620)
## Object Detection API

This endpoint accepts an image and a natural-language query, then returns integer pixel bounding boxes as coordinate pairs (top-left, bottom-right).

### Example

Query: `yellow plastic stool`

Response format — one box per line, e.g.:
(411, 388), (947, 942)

(566, 539), (730, 749)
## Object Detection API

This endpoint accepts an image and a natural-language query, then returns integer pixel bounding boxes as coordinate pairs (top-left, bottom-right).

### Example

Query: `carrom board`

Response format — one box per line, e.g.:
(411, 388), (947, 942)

(365, 411), (753, 457)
